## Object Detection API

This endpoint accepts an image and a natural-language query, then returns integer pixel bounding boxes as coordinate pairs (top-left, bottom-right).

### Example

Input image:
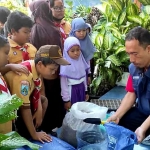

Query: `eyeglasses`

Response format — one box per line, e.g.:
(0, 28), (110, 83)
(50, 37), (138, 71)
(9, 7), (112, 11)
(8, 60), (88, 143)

(53, 6), (65, 12)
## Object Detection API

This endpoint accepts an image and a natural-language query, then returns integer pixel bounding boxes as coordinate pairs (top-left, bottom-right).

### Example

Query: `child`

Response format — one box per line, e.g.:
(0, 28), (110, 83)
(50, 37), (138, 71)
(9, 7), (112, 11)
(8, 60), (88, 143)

(0, 11), (36, 76)
(5, 45), (70, 142)
(69, 17), (96, 85)
(60, 37), (90, 111)
(0, 35), (11, 134)
(7, 11), (36, 64)
(0, 6), (10, 36)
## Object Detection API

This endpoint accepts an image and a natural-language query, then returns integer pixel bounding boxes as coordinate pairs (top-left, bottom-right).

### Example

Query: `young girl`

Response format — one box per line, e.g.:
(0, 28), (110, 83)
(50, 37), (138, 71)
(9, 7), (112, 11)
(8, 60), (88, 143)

(69, 17), (96, 84)
(60, 37), (90, 111)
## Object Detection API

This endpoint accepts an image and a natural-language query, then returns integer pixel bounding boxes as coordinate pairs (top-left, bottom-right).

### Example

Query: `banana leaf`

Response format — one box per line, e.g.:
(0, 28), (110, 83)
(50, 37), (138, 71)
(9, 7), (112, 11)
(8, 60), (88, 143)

(0, 132), (40, 150)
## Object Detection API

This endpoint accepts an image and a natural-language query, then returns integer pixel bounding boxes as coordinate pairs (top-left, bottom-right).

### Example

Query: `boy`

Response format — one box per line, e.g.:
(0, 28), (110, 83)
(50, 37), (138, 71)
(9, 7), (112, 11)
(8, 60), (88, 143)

(5, 45), (70, 143)
(0, 6), (10, 36)
(7, 11), (36, 64)
(0, 11), (36, 75)
(0, 35), (11, 134)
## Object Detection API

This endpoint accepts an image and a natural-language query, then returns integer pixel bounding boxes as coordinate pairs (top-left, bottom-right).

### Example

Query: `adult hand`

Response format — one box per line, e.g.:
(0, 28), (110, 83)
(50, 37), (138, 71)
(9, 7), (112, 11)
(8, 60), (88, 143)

(33, 108), (43, 129)
(64, 101), (71, 111)
(32, 131), (52, 143)
(135, 126), (146, 144)
(107, 114), (120, 124)
(9, 64), (29, 76)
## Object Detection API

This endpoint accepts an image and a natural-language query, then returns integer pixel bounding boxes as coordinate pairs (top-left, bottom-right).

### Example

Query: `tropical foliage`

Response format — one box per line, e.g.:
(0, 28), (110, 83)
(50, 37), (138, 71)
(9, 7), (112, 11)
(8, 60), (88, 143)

(0, 0), (27, 14)
(90, 0), (150, 95)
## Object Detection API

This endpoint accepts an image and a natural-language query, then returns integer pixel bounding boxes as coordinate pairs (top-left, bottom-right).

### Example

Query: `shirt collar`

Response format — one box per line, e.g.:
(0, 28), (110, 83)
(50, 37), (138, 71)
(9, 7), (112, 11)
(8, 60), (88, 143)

(8, 37), (30, 48)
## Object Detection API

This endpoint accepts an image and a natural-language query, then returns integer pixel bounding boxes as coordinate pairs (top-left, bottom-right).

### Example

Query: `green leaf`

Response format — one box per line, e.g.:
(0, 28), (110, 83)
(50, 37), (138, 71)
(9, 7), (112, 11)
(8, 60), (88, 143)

(115, 46), (125, 55)
(103, 32), (114, 50)
(0, 111), (16, 124)
(126, 4), (139, 16)
(95, 34), (104, 48)
(107, 54), (121, 66)
(0, 132), (40, 150)
(127, 15), (143, 25)
(0, 94), (23, 115)
(118, 9), (126, 25)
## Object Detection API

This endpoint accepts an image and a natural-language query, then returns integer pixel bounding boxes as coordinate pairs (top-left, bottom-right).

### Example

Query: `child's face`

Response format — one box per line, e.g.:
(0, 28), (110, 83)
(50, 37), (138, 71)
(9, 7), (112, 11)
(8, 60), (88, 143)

(11, 27), (31, 46)
(0, 43), (9, 68)
(75, 29), (87, 40)
(68, 45), (81, 59)
(37, 62), (59, 79)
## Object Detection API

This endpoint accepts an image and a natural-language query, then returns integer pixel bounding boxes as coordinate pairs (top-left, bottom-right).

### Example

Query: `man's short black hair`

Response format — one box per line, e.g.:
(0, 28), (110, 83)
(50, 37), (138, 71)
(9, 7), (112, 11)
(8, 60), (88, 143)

(0, 34), (8, 48)
(0, 6), (10, 24)
(49, 0), (64, 7)
(125, 27), (150, 49)
(34, 57), (58, 66)
(7, 11), (33, 33)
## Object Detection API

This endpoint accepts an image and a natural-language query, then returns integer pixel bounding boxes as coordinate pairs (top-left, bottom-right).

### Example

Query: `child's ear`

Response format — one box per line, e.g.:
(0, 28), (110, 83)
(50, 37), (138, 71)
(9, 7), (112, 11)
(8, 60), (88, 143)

(11, 28), (16, 35)
(147, 45), (150, 53)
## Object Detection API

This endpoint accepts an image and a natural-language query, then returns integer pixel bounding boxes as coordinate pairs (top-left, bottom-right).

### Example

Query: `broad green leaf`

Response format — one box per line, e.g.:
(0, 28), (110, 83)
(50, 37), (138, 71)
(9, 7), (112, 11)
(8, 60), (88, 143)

(107, 54), (121, 66)
(118, 9), (126, 25)
(115, 46), (125, 55)
(95, 34), (104, 48)
(126, 4), (139, 16)
(0, 111), (16, 124)
(91, 31), (99, 44)
(127, 15), (143, 25)
(103, 32), (114, 50)
(0, 94), (23, 115)
(0, 132), (40, 150)
(138, 0), (150, 6)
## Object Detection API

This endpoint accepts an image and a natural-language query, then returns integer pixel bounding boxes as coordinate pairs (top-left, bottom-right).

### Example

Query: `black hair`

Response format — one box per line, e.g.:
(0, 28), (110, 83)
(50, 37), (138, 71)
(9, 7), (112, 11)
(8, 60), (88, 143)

(34, 57), (58, 66)
(49, 0), (64, 7)
(0, 6), (10, 24)
(0, 34), (8, 48)
(125, 27), (150, 49)
(7, 11), (33, 33)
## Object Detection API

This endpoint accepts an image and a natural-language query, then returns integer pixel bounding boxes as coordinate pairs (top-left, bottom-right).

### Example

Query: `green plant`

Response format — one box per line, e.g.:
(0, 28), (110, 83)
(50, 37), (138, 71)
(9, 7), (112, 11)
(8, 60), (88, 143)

(0, 0), (28, 15)
(0, 94), (40, 150)
(64, 0), (91, 22)
(91, 0), (150, 95)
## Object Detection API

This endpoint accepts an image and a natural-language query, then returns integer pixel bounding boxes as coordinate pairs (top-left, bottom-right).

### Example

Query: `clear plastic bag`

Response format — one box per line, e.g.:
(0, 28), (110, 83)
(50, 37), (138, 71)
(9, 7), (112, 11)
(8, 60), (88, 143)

(77, 125), (108, 150)
(59, 102), (108, 148)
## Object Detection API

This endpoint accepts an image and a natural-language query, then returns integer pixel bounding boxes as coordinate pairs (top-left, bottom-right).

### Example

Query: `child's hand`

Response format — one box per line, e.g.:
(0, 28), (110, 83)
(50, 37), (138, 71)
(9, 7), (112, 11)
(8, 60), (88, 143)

(64, 101), (71, 111)
(32, 131), (52, 143)
(88, 77), (91, 85)
(85, 94), (89, 101)
(135, 126), (146, 144)
(33, 107), (43, 129)
(9, 64), (29, 76)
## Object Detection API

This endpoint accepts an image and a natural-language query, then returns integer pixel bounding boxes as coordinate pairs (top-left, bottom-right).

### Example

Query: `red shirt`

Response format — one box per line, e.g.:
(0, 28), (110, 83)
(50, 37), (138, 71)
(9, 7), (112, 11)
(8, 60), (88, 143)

(125, 75), (134, 92)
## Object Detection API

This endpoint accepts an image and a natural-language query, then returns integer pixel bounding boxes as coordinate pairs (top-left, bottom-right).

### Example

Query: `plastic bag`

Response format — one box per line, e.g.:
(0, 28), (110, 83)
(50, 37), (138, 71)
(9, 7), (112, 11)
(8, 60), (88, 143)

(77, 125), (108, 150)
(59, 102), (108, 148)
(105, 122), (137, 150)
(16, 136), (76, 150)
(71, 102), (108, 120)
